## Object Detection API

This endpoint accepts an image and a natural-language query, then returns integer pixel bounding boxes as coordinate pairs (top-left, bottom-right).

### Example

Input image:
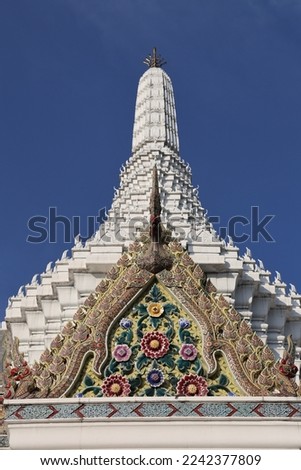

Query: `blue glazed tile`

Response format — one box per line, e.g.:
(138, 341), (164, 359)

(0, 435), (9, 448)
(140, 403), (171, 417)
(51, 404), (82, 419)
(290, 403), (301, 416)
(5, 400), (301, 423)
(110, 403), (139, 417)
(173, 402), (199, 416)
(256, 403), (293, 417)
(83, 404), (112, 418)
(18, 405), (52, 420)
(199, 403), (231, 417)
(5, 405), (22, 419)
(230, 402), (258, 417)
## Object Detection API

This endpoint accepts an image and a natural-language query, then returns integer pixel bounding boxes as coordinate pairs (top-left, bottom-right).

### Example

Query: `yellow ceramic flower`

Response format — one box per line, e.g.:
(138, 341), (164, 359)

(147, 302), (164, 318)
(110, 383), (121, 394)
(187, 384), (197, 395)
(149, 339), (160, 349)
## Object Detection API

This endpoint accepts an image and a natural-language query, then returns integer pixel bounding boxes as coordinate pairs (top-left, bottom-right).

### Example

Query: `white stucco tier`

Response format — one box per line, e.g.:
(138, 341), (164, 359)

(5, 396), (301, 449)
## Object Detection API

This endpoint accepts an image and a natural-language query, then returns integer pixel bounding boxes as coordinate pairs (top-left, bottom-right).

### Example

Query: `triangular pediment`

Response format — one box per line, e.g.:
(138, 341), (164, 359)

(4, 238), (300, 399)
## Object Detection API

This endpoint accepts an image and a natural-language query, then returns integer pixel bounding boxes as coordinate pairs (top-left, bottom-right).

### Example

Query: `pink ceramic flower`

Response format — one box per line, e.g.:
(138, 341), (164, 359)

(141, 331), (170, 359)
(176, 374), (208, 397)
(180, 343), (198, 361)
(102, 374), (131, 397)
(113, 344), (132, 362)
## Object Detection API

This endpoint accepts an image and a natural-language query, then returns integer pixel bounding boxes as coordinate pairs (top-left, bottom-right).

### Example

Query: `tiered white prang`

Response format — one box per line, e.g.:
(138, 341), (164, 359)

(97, 65), (207, 246)
(2, 52), (301, 370)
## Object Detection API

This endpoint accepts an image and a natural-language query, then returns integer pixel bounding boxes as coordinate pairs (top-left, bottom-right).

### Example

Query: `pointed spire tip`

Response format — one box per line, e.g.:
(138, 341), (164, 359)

(143, 47), (167, 68)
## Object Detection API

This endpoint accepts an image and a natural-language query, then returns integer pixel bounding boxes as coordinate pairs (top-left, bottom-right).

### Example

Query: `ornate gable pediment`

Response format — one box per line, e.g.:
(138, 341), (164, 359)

(4, 239), (300, 399)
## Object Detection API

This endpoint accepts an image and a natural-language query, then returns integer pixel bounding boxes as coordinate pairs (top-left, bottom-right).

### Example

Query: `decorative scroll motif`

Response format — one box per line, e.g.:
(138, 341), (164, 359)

(3, 245), (153, 400)
(279, 335), (298, 379)
(4, 239), (300, 399)
(3, 338), (36, 399)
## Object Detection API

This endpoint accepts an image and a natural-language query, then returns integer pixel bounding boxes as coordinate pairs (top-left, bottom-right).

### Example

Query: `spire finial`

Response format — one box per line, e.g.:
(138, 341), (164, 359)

(136, 165), (173, 274)
(143, 47), (167, 68)
(150, 165), (162, 243)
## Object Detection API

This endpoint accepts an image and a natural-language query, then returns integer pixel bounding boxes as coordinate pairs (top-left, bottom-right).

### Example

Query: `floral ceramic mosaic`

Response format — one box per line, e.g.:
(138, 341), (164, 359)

(76, 283), (241, 398)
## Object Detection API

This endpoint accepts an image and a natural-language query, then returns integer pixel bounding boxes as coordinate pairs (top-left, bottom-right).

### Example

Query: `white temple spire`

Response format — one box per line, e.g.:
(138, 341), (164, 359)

(99, 49), (205, 245)
(132, 49), (179, 154)
(4, 50), (301, 372)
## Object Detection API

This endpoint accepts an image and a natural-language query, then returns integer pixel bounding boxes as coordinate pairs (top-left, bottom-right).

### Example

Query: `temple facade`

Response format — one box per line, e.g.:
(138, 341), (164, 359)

(1, 49), (301, 450)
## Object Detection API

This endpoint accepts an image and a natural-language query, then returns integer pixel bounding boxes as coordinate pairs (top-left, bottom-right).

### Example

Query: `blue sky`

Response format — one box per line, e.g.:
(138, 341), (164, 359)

(1, 0), (301, 320)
